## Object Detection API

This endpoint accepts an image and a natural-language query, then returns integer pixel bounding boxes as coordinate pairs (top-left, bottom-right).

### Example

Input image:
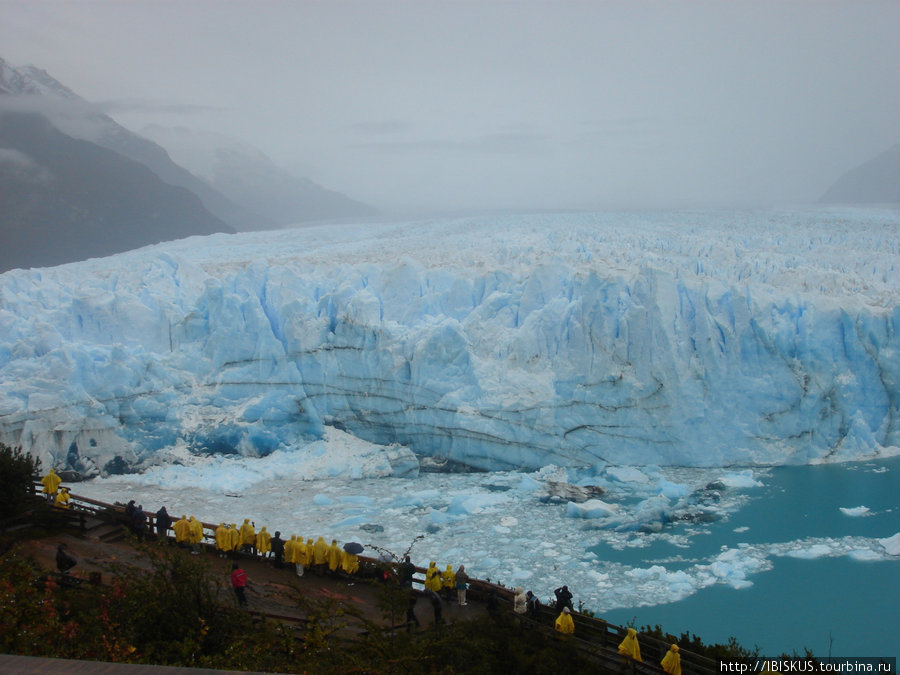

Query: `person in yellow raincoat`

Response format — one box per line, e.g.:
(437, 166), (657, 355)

(618, 627), (642, 661)
(239, 518), (256, 553)
(441, 564), (456, 596)
(341, 548), (359, 575)
(284, 535), (295, 562)
(661, 644), (681, 675)
(256, 526), (271, 558)
(215, 523), (229, 557)
(312, 536), (329, 574)
(554, 607), (574, 636)
(54, 486), (71, 508)
(327, 539), (342, 574)
(294, 537), (311, 576)
(173, 515), (191, 545)
(425, 561), (442, 591)
(41, 468), (62, 501)
(226, 523), (241, 553)
(188, 516), (204, 552)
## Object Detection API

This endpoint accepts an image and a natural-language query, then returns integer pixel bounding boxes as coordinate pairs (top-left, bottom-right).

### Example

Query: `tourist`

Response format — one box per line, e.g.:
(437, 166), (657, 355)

(425, 588), (443, 626)
(188, 515), (203, 553)
(173, 515), (190, 546)
(230, 563), (248, 607)
(424, 561), (442, 592)
(399, 555), (416, 587)
(405, 589), (420, 631)
(155, 505), (172, 540)
(441, 564), (455, 597)
(554, 584), (573, 612)
(215, 523), (229, 557)
(239, 518), (255, 554)
(256, 526), (271, 558)
(618, 627), (642, 662)
(554, 606), (574, 636)
(455, 564), (469, 605)
(312, 536), (329, 574)
(131, 504), (146, 541)
(525, 590), (540, 618)
(327, 539), (342, 575)
(56, 543), (76, 574)
(54, 486), (71, 509)
(513, 586), (527, 614)
(41, 468), (61, 501)
(661, 644), (681, 675)
(270, 531), (285, 567)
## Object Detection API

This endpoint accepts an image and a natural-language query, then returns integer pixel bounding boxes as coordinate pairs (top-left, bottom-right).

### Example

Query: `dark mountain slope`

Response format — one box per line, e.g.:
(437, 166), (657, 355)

(0, 111), (232, 272)
(819, 144), (900, 204)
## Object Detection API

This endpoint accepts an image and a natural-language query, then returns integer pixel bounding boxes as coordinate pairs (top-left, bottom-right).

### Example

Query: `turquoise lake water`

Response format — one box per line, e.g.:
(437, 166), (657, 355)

(601, 457), (900, 659)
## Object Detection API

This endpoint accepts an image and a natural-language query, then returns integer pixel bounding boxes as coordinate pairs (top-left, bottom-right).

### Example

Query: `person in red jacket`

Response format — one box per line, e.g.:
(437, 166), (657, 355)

(230, 563), (248, 607)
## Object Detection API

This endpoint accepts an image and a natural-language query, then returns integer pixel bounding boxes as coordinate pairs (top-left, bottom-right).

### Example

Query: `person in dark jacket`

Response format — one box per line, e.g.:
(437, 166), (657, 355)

(131, 504), (147, 541)
(425, 589), (443, 626)
(554, 585), (573, 613)
(155, 506), (172, 540)
(56, 543), (76, 573)
(526, 590), (541, 618)
(398, 555), (416, 588)
(269, 531), (285, 567)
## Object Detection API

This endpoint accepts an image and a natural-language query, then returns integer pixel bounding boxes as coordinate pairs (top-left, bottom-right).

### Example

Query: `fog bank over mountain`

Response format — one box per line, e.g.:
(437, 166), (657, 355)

(820, 144), (900, 205)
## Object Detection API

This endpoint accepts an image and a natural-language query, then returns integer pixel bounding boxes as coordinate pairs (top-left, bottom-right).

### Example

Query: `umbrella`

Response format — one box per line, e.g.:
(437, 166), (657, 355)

(343, 542), (364, 554)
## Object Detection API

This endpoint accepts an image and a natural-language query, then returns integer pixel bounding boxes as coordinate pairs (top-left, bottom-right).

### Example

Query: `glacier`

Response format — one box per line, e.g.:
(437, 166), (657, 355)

(1, 207), (898, 477)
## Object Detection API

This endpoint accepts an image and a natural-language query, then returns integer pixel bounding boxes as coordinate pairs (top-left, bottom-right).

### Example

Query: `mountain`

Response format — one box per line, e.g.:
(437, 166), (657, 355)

(0, 111), (232, 272)
(0, 57), (272, 232)
(1, 57), (376, 232)
(141, 125), (377, 226)
(819, 144), (900, 204)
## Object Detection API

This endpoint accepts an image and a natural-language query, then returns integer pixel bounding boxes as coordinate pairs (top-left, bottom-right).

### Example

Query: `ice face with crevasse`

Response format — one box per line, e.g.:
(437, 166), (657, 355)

(1, 207), (898, 477)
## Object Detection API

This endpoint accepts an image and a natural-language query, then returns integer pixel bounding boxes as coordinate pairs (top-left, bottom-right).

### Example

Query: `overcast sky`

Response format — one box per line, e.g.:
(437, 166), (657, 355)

(2, 0), (898, 214)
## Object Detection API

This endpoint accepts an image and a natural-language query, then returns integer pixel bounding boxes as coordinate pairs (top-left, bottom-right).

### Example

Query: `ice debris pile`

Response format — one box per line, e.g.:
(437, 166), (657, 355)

(1, 207), (898, 476)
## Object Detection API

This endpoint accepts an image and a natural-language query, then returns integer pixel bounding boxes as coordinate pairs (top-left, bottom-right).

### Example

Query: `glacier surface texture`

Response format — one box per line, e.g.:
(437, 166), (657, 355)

(1, 208), (898, 476)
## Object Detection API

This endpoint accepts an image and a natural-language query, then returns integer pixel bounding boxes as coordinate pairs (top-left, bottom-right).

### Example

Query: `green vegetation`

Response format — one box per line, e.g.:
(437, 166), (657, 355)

(0, 541), (600, 672)
(0, 442), (41, 519)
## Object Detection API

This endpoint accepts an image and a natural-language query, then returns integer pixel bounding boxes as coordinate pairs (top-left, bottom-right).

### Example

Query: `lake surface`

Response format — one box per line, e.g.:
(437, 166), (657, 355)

(603, 458), (900, 659)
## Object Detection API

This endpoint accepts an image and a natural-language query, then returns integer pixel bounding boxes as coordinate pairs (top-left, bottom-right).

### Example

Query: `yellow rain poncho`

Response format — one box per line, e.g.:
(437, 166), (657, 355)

(239, 519), (255, 548)
(341, 549), (359, 575)
(296, 538), (311, 566)
(215, 523), (229, 552)
(41, 468), (61, 496)
(618, 627), (642, 661)
(54, 487), (71, 508)
(285, 536), (297, 564)
(227, 524), (241, 551)
(661, 645), (681, 675)
(554, 608), (574, 635)
(313, 536), (329, 565)
(425, 562), (442, 591)
(188, 516), (204, 545)
(256, 527), (271, 556)
(441, 564), (456, 590)
(173, 515), (190, 543)
(327, 539), (342, 572)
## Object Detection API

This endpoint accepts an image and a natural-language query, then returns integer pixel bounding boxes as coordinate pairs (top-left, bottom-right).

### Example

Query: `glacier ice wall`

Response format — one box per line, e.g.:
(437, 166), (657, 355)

(1, 208), (898, 475)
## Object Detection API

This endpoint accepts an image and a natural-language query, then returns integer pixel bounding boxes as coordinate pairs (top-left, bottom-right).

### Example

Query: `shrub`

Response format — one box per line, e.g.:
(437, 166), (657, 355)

(0, 443), (41, 519)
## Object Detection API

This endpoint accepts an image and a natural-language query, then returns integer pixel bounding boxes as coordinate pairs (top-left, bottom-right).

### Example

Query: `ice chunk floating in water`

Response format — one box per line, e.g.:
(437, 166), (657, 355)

(1, 207), (899, 475)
